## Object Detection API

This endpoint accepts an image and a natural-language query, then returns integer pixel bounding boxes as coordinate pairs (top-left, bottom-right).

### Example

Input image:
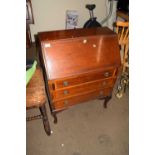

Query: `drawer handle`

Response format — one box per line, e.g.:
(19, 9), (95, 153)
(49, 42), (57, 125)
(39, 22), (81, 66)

(63, 90), (69, 95)
(99, 91), (104, 95)
(63, 81), (69, 86)
(102, 81), (107, 86)
(104, 72), (110, 77)
(64, 100), (68, 105)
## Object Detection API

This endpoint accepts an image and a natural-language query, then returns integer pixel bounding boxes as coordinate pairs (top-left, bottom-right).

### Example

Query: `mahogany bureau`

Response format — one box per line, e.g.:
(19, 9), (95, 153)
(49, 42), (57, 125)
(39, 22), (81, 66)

(38, 27), (121, 123)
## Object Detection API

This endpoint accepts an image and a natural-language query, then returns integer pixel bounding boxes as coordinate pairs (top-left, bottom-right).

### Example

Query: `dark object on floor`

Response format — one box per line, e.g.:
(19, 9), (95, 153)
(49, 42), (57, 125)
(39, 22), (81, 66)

(83, 4), (101, 28)
(26, 68), (51, 136)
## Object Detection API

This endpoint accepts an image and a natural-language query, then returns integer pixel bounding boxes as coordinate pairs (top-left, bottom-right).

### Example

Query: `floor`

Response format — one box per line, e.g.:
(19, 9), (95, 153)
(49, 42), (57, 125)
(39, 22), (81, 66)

(26, 43), (129, 155)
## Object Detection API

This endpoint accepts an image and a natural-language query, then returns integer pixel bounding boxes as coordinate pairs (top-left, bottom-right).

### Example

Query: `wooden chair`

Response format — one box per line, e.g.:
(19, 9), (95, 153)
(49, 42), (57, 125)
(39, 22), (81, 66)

(114, 21), (129, 98)
(115, 21), (129, 73)
(26, 68), (51, 136)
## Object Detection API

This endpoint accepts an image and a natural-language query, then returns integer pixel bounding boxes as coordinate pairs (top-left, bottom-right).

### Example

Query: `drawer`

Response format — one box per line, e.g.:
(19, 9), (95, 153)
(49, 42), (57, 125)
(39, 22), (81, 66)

(53, 87), (112, 111)
(51, 68), (116, 89)
(51, 78), (115, 101)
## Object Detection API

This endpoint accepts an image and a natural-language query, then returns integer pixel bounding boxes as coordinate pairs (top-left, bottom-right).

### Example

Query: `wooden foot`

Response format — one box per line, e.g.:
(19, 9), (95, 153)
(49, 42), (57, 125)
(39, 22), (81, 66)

(47, 99), (58, 124)
(39, 104), (51, 136)
(52, 113), (58, 124)
(103, 95), (112, 108)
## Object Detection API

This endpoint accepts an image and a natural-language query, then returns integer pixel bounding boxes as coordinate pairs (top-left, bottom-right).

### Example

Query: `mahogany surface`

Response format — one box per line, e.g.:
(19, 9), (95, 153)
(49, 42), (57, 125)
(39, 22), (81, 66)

(52, 68), (115, 89)
(38, 27), (121, 114)
(51, 78), (115, 101)
(54, 87), (113, 111)
(39, 27), (116, 41)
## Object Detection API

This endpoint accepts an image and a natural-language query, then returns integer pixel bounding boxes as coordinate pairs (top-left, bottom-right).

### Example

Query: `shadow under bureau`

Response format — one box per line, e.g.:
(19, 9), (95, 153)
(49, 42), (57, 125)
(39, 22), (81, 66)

(38, 27), (121, 123)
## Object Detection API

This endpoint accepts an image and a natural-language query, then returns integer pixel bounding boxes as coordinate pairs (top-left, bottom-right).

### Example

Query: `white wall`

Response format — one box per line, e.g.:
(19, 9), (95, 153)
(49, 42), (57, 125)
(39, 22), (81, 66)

(30, 0), (107, 42)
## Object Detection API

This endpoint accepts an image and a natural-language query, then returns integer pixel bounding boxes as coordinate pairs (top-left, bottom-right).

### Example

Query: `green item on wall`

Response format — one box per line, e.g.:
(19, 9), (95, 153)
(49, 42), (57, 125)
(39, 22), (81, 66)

(26, 60), (37, 86)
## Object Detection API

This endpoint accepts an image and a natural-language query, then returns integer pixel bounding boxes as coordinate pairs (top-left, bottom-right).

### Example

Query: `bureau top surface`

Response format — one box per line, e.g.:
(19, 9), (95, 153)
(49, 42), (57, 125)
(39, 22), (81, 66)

(38, 27), (116, 41)
(39, 27), (121, 80)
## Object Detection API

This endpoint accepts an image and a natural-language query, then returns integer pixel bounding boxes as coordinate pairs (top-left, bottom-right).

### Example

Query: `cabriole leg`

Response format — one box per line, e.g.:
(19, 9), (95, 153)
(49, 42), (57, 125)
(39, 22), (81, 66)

(103, 95), (112, 108)
(52, 112), (58, 124)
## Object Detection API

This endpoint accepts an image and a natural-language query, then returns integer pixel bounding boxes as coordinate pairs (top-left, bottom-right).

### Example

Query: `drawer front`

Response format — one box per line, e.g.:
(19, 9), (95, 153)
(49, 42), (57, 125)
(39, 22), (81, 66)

(53, 68), (116, 89)
(53, 87), (112, 111)
(51, 78), (115, 101)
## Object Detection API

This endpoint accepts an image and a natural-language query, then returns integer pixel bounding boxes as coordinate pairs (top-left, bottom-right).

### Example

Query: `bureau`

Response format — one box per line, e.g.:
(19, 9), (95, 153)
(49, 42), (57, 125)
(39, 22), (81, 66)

(38, 27), (121, 123)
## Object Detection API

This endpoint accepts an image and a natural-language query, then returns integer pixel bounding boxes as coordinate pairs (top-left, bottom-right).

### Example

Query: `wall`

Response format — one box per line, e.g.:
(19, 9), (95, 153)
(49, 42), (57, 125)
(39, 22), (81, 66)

(30, 0), (107, 42)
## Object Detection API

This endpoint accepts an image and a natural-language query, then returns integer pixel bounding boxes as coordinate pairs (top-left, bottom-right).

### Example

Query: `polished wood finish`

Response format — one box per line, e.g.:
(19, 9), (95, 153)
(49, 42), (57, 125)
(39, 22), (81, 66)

(39, 28), (121, 80)
(38, 27), (121, 122)
(51, 78), (115, 101)
(50, 68), (116, 89)
(26, 68), (51, 136)
(39, 27), (117, 41)
(53, 87), (112, 111)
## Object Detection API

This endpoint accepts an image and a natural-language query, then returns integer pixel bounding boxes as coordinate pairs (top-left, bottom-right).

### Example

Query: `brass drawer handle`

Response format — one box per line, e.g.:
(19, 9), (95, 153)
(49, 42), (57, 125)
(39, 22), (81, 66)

(99, 91), (104, 95)
(63, 81), (69, 86)
(64, 100), (68, 106)
(63, 90), (69, 95)
(104, 72), (110, 77)
(102, 81), (107, 86)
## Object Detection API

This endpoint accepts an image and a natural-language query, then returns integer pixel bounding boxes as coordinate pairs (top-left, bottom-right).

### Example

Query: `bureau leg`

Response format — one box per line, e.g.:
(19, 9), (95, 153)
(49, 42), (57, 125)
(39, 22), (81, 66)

(47, 100), (58, 124)
(103, 95), (112, 108)
(39, 104), (51, 136)
(52, 112), (58, 124)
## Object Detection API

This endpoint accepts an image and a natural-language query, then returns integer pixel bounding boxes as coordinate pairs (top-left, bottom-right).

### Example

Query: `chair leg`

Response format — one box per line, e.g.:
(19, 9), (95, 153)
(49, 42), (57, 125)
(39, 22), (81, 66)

(39, 104), (51, 136)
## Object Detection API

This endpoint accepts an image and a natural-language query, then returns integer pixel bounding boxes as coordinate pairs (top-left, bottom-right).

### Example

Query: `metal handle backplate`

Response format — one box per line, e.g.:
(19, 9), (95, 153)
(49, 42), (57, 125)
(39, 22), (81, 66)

(102, 81), (107, 86)
(63, 81), (69, 86)
(63, 90), (69, 95)
(104, 72), (110, 77)
(99, 91), (104, 95)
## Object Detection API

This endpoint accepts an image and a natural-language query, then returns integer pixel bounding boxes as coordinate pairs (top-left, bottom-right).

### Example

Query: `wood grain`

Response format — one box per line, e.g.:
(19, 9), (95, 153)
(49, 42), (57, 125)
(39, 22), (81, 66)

(53, 87), (113, 111)
(39, 27), (121, 80)
(38, 27), (121, 113)
(51, 78), (115, 101)
(50, 68), (116, 89)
